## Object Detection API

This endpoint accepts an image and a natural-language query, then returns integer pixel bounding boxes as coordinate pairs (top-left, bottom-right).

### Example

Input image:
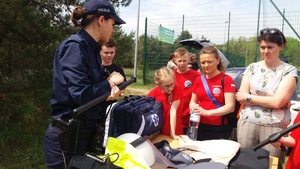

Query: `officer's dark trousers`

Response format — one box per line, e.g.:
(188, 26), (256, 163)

(43, 124), (91, 169)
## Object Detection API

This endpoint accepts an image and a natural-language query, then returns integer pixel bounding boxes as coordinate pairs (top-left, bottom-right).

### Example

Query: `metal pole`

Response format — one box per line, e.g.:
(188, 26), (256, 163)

(245, 39), (249, 66)
(226, 12), (230, 58)
(142, 18), (147, 84)
(269, 0), (300, 40)
(281, 9), (285, 33)
(133, 0), (141, 78)
(223, 21), (228, 52)
(254, 0), (261, 62)
(182, 15), (185, 32)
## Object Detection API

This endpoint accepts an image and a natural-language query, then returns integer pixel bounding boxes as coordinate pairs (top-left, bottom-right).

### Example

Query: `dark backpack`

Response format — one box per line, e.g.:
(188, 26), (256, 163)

(221, 75), (241, 128)
(228, 147), (270, 169)
(108, 95), (163, 140)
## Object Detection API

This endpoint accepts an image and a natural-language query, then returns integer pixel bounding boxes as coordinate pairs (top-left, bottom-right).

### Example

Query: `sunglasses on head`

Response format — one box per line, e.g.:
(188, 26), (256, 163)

(260, 28), (283, 43)
(260, 28), (281, 34)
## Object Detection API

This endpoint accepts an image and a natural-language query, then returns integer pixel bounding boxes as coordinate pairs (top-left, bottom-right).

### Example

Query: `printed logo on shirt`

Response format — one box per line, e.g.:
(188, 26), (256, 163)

(213, 87), (221, 96)
(184, 80), (192, 88)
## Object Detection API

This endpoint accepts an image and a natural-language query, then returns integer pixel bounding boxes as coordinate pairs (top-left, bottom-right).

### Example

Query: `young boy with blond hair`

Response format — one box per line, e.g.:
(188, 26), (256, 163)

(173, 48), (201, 133)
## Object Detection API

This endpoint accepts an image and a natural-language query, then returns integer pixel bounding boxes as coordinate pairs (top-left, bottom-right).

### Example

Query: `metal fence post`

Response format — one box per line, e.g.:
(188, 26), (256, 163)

(143, 17), (148, 85)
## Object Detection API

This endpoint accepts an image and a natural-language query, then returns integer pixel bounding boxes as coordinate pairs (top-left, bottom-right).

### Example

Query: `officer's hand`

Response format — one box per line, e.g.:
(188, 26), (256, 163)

(107, 71), (124, 86)
(106, 85), (122, 101)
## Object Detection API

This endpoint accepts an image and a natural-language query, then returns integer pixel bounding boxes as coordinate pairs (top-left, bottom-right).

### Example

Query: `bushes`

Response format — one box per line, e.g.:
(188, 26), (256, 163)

(0, 88), (52, 168)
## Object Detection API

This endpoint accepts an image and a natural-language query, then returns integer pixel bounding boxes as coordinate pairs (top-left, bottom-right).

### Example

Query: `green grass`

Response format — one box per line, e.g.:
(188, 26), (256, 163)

(0, 89), (51, 169)
(123, 68), (154, 96)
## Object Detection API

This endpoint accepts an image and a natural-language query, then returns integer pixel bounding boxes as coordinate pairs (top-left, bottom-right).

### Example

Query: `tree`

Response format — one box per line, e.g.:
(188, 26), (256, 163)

(0, 0), (134, 92)
(282, 37), (300, 67)
(0, 0), (135, 167)
(112, 26), (135, 68)
(110, 0), (132, 7)
(0, 0), (69, 91)
(173, 30), (193, 49)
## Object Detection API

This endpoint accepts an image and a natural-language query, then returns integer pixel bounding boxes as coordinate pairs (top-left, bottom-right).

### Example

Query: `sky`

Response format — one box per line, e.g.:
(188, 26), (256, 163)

(118, 0), (299, 36)
(119, 0), (259, 34)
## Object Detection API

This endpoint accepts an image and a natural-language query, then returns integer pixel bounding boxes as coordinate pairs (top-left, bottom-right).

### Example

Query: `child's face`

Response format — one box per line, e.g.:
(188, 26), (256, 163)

(159, 78), (175, 95)
(191, 57), (196, 63)
(174, 54), (189, 72)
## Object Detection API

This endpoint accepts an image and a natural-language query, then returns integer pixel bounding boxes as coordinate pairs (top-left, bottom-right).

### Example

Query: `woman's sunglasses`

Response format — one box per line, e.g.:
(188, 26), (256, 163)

(260, 28), (283, 44)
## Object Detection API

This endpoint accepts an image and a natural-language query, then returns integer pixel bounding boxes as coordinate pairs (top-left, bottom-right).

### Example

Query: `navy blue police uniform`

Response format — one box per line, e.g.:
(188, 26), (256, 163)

(43, 29), (111, 169)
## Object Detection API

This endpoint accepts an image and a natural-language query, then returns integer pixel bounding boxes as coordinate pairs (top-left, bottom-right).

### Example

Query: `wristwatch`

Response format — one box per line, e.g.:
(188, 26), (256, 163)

(246, 94), (252, 104)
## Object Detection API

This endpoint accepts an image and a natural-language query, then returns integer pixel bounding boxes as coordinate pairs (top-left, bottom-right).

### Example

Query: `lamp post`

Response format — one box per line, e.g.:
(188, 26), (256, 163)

(223, 21), (228, 52)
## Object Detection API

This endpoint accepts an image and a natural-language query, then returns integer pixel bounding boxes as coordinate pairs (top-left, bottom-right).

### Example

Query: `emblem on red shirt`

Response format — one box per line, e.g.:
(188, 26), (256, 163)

(213, 87), (221, 96)
(184, 80), (192, 88)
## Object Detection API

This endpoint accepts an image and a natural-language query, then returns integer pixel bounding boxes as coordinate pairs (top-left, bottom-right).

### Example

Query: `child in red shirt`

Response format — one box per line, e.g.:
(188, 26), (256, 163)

(272, 113), (300, 169)
(147, 67), (184, 139)
(173, 48), (201, 133)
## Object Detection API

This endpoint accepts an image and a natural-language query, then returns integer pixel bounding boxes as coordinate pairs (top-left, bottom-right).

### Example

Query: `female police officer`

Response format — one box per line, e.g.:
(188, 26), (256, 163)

(43, 0), (126, 168)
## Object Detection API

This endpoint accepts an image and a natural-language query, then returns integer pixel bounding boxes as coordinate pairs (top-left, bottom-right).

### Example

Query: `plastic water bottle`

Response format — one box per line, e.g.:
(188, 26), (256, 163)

(187, 104), (200, 140)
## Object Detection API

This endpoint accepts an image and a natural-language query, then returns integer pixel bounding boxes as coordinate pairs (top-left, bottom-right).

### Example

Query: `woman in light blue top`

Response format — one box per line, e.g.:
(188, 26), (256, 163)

(235, 28), (297, 169)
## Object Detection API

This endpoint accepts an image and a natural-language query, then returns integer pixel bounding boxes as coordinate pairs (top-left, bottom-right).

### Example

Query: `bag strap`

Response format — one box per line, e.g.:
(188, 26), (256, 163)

(130, 136), (147, 147)
(202, 75), (228, 138)
(220, 75), (226, 126)
(201, 75), (222, 108)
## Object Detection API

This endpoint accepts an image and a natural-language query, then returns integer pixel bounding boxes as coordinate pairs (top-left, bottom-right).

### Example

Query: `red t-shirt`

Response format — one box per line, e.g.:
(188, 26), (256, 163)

(192, 72), (236, 125)
(147, 85), (184, 135)
(174, 69), (201, 128)
(285, 113), (300, 169)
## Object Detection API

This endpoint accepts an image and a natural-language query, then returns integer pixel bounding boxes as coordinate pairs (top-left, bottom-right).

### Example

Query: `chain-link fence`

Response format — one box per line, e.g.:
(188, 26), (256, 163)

(141, 1), (300, 84)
